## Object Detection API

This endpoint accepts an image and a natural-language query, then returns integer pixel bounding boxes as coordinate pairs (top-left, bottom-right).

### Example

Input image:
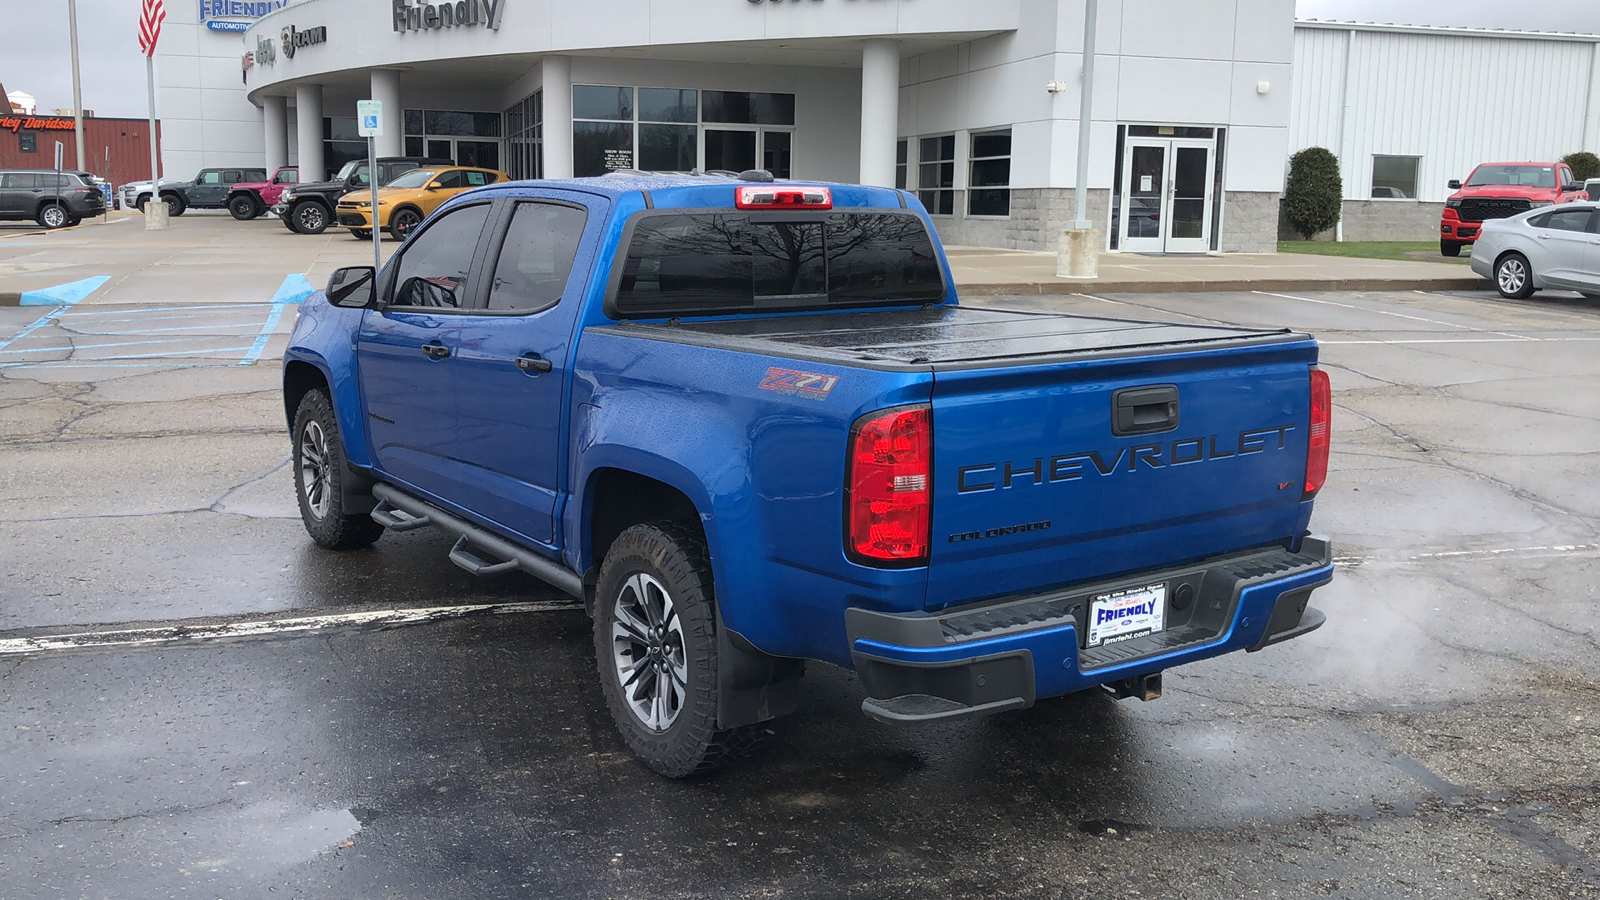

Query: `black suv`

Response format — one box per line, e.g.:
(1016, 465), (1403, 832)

(0, 170), (106, 228)
(137, 167), (268, 217)
(276, 156), (452, 234)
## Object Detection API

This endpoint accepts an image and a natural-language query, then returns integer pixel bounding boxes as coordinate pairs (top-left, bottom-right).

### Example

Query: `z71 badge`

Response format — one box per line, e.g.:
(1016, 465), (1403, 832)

(758, 367), (840, 401)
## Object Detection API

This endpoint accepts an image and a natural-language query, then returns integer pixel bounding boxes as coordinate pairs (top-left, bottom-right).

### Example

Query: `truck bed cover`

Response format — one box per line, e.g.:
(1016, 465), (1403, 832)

(591, 306), (1305, 370)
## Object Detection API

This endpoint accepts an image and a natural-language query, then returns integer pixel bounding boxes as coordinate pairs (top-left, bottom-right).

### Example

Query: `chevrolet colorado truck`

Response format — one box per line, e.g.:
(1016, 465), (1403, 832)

(283, 173), (1335, 777)
(226, 165), (299, 220)
(1441, 161), (1586, 257)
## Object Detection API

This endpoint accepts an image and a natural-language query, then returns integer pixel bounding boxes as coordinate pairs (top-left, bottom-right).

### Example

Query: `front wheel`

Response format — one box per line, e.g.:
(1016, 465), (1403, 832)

(593, 523), (767, 778)
(1494, 252), (1536, 300)
(36, 204), (68, 229)
(164, 194), (186, 217)
(229, 194), (261, 220)
(389, 207), (422, 242)
(292, 201), (329, 235)
(292, 390), (384, 550)
(1440, 240), (1463, 258)
(350, 229), (371, 240)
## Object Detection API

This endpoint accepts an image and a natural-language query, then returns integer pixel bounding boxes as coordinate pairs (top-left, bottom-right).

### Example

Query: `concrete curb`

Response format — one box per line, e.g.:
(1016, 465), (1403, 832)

(957, 277), (1488, 296)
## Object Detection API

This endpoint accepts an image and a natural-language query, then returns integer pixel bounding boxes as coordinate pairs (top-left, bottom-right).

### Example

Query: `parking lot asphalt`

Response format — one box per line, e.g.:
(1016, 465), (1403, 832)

(2, 221), (1599, 897)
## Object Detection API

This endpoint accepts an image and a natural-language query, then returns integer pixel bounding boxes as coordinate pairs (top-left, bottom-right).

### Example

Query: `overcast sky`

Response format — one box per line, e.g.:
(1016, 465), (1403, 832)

(5, 0), (1600, 120)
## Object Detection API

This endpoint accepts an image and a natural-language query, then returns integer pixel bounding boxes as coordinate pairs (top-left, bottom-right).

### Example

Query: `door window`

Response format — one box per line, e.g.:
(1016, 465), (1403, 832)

(1539, 209), (1594, 233)
(1170, 146), (1209, 239)
(389, 204), (491, 309)
(276, 168), (298, 184)
(486, 203), (589, 312)
(463, 170), (495, 187)
(704, 130), (756, 173)
(3, 173), (39, 189)
(200, 171), (224, 184)
(431, 170), (467, 190)
(1126, 145), (1165, 239)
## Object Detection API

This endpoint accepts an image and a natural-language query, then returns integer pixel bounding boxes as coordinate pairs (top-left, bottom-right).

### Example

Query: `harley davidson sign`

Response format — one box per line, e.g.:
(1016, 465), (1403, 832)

(1, 117), (75, 133)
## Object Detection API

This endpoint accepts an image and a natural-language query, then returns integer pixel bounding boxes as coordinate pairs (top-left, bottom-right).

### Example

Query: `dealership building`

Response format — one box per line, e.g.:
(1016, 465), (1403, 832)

(149, 0), (1600, 250)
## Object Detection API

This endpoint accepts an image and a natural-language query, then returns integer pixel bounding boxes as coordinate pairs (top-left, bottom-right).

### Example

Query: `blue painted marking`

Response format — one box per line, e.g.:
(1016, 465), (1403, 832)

(0, 307), (70, 353)
(239, 274), (313, 366)
(19, 276), (110, 307)
(0, 337), (244, 356)
(63, 304), (276, 318)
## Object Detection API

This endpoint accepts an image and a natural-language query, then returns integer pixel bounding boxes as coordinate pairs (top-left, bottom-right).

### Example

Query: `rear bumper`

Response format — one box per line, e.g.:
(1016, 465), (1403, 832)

(846, 536), (1334, 724)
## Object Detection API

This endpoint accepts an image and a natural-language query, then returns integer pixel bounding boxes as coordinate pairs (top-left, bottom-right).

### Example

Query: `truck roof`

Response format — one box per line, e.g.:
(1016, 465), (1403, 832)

(485, 172), (909, 209)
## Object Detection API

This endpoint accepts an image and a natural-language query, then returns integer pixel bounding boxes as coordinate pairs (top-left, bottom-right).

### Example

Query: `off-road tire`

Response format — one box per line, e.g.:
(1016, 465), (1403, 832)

(291, 201), (329, 235)
(229, 194), (261, 220)
(389, 206), (422, 242)
(292, 389), (384, 550)
(162, 194), (186, 217)
(136, 196), (148, 214)
(36, 204), (68, 229)
(593, 522), (767, 778)
(1494, 252), (1536, 300)
(1439, 240), (1463, 258)
(350, 229), (371, 240)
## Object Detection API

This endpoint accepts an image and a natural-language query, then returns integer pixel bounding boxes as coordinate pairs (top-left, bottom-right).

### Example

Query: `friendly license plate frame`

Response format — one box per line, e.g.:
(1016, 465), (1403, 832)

(1086, 583), (1167, 648)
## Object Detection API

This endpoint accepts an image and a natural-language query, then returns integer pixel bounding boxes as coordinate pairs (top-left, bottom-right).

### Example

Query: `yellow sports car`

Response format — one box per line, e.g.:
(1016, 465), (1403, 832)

(336, 166), (509, 240)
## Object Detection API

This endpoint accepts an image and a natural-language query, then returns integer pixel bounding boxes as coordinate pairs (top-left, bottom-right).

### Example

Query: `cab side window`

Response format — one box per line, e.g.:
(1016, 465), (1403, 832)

(1540, 209), (1593, 233)
(432, 171), (467, 190)
(200, 171), (224, 184)
(465, 171), (493, 187)
(389, 204), (491, 309)
(486, 202), (588, 313)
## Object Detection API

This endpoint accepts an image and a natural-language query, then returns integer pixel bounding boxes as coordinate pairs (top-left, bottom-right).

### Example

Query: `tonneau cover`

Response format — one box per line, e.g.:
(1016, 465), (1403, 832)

(593, 306), (1302, 370)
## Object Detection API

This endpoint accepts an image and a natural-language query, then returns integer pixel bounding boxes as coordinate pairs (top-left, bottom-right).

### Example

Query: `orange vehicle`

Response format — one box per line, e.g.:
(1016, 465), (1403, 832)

(336, 166), (509, 240)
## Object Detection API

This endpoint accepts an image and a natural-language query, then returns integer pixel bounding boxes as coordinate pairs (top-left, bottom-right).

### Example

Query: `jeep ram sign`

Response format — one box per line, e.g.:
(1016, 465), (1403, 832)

(392, 0), (505, 32)
(281, 24), (328, 58)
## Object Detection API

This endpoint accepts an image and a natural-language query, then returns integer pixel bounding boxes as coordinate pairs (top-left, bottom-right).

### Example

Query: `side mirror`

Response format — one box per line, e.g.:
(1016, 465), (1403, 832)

(328, 266), (378, 308)
(425, 184), (441, 191)
(1563, 182), (1581, 193)
(1447, 179), (1462, 190)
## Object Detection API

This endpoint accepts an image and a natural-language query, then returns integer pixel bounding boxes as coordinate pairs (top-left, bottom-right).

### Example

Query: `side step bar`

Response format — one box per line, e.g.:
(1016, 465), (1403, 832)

(370, 483), (583, 598)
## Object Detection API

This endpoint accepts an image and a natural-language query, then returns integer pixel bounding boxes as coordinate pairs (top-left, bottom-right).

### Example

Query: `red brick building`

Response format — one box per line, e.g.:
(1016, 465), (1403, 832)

(0, 80), (162, 188)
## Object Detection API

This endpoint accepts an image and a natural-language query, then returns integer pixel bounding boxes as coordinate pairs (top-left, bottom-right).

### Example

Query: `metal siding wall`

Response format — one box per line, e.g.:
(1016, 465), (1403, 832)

(1292, 27), (1595, 202)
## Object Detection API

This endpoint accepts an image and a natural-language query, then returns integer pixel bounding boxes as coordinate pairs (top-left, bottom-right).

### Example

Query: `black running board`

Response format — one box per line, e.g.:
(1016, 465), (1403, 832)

(370, 483), (583, 598)
(861, 694), (1027, 725)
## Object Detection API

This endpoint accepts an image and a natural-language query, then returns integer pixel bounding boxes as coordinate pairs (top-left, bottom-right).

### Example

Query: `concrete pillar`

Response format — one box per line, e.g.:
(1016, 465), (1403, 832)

(371, 69), (404, 158)
(858, 39), (901, 188)
(542, 56), (572, 179)
(295, 82), (325, 183)
(262, 95), (288, 173)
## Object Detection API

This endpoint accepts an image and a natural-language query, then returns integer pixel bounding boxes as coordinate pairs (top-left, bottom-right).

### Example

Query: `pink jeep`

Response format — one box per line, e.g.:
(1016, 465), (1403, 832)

(226, 166), (300, 221)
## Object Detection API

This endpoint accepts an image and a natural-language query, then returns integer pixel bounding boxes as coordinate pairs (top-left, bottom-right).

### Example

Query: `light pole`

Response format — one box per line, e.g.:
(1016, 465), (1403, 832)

(67, 0), (86, 173)
(1057, 0), (1100, 279)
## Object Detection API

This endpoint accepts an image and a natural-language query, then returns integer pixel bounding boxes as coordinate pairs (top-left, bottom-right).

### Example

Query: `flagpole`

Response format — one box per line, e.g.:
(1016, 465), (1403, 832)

(67, 0), (86, 173)
(145, 52), (167, 229)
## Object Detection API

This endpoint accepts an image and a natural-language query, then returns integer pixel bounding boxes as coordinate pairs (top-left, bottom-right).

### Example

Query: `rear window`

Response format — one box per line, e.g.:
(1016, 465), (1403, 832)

(611, 211), (944, 317)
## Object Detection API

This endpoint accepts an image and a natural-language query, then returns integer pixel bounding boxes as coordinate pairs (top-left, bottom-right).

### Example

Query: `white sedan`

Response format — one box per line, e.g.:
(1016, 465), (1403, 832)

(1470, 201), (1600, 300)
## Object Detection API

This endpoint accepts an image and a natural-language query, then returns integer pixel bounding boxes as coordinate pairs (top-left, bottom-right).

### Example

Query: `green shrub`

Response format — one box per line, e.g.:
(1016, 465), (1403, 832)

(1283, 147), (1343, 241)
(1562, 151), (1600, 183)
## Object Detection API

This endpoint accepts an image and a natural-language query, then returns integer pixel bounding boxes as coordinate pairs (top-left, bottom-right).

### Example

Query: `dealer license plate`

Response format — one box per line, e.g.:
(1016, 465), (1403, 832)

(1087, 583), (1166, 648)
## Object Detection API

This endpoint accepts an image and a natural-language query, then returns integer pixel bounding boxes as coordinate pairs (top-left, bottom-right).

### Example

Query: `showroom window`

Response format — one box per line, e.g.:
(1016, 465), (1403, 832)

(638, 88), (697, 173)
(895, 140), (908, 190)
(323, 117), (366, 174)
(504, 90), (543, 180)
(1371, 155), (1420, 199)
(403, 108), (503, 170)
(19, 132), (37, 153)
(573, 85), (636, 177)
(918, 135), (956, 216)
(968, 130), (1012, 217)
(569, 86), (797, 178)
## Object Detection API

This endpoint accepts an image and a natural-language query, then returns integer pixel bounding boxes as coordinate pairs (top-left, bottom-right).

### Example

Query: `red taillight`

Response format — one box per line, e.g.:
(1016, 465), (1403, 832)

(1304, 367), (1331, 498)
(736, 185), (832, 210)
(846, 405), (931, 565)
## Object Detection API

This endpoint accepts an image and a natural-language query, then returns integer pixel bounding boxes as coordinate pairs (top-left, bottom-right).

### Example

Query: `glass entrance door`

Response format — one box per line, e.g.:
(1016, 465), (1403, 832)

(1118, 138), (1214, 253)
(704, 129), (793, 177)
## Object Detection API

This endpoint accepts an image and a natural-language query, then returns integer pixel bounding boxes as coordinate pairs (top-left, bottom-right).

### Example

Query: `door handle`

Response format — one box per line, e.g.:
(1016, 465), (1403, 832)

(516, 354), (553, 374)
(421, 343), (451, 360)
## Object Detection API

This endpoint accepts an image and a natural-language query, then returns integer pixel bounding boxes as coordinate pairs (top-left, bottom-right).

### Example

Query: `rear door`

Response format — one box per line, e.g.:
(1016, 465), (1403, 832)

(448, 193), (601, 546)
(925, 344), (1318, 608)
(0, 173), (35, 217)
(357, 200), (494, 502)
(1535, 207), (1595, 287)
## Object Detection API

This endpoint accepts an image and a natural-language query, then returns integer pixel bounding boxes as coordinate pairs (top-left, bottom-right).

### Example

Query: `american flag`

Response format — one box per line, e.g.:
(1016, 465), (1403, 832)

(138, 0), (165, 57)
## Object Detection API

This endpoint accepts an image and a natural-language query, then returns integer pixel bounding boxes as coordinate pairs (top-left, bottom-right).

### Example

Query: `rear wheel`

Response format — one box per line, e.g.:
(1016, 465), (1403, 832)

(229, 194), (261, 220)
(292, 390), (384, 550)
(163, 194), (186, 217)
(350, 228), (371, 240)
(1440, 240), (1463, 258)
(292, 201), (329, 235)
(594, 523), (767, 778)
(36, 204), (68, 229)
(1494, 252), (1536, 300)
(389, 207), (422, 242)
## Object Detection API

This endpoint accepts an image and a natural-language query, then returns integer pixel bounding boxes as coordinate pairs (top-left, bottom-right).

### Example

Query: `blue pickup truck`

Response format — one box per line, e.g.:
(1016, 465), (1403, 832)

(283, 173), (1334, 777)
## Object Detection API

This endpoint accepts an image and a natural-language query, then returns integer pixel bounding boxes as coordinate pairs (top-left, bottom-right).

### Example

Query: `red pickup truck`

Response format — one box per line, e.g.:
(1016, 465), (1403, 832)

(226, 166), (300, 221)
(1441, 161), (1586, 257)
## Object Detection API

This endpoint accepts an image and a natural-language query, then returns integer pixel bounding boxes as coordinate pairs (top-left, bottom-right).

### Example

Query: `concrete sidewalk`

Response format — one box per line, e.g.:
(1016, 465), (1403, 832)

(946, 246), (1486, 295)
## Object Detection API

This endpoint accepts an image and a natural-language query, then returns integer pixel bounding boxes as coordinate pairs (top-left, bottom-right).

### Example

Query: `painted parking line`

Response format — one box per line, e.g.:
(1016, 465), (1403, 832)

(62, 303), (278, 318)
(0, 336), (245, 355)
(19, 275), (110, 307)
(239, 274), (314, 366)
(1253, 290), (1533, 339)
(0, 601), (581, 657)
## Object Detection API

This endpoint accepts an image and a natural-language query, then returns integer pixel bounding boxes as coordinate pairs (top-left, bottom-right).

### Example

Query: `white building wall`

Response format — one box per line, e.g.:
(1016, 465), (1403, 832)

(1291, 25), (1600, 203)
(156, 3), (272, 179)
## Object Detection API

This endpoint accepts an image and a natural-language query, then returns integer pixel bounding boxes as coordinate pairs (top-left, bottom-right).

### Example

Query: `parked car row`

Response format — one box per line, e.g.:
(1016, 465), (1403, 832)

(1470, 200), (1600, 300)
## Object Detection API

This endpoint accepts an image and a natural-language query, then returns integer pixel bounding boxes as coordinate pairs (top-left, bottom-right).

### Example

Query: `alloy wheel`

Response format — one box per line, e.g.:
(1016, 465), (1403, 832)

(298, 419), (332, 521)
(41, 205), (66, 228)
(1497, 258), (1525, 295)
(394, 210), (420, 239)
(297, 205), (326, 232)
(610, 572), (689, 733)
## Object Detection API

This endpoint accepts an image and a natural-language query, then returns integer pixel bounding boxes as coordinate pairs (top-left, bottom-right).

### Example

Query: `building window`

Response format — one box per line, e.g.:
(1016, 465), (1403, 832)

(323, 117), (366, 174)
(504, 90), (543, 180)
(403, 108), (503, 170)
(895, 140), (907, 190)
(918, 135), (955, 216)
(570, 86), (796, 178)
(573, 85), (636, 177)
(638, 88), (697, 173)
(1371, 155), (1420, 199)
(19, 132), (37, 153)
(968, 130), (1011, 217)
(702, 91), (794, 126)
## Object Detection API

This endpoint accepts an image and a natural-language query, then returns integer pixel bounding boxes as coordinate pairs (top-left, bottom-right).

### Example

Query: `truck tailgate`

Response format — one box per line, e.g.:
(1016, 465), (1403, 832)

(927, 337), (1318, 610)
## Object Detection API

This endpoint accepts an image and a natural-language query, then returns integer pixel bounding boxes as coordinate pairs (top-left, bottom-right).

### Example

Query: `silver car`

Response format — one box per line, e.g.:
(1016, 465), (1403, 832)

(1470, 201), (1600, 299)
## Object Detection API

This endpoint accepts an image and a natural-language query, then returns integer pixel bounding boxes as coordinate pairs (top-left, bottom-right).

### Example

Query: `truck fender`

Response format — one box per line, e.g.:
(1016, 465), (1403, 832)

(283, 352), (377, 515)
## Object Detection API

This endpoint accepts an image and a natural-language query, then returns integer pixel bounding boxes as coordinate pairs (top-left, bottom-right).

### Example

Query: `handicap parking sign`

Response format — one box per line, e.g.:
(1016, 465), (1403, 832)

(356, 100), (383, 137)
